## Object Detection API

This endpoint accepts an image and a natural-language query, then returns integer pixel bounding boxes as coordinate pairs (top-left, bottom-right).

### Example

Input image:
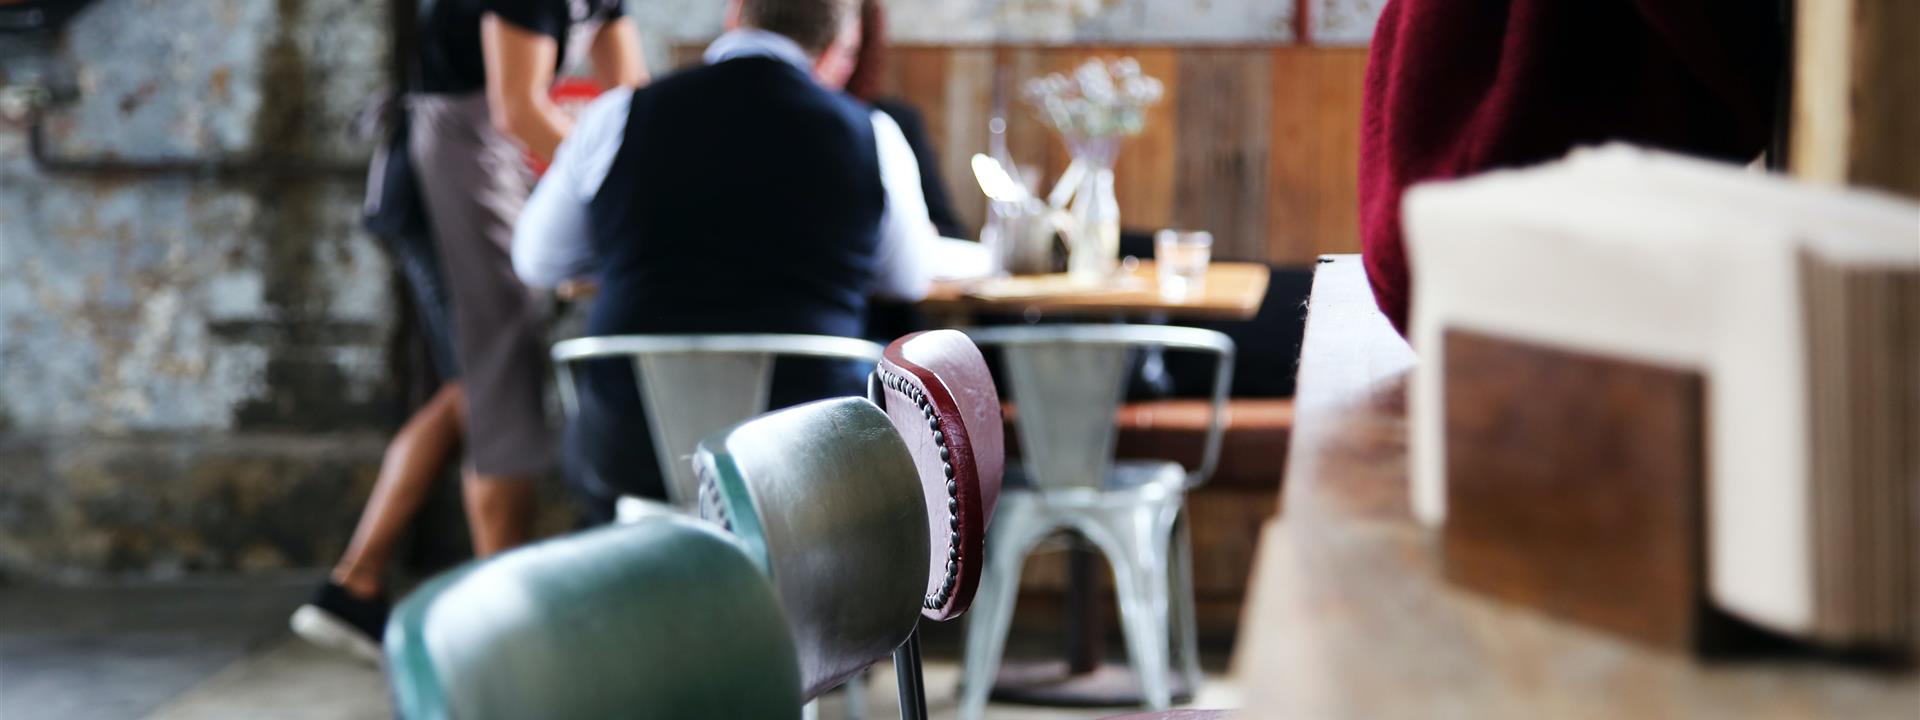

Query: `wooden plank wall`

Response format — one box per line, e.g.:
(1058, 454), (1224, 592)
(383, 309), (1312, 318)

(670, 44), (1371, 266)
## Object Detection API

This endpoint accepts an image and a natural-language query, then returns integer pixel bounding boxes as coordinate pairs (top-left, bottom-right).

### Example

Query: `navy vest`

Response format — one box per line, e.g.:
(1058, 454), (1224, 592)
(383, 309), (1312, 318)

(586, 57), (886, 340)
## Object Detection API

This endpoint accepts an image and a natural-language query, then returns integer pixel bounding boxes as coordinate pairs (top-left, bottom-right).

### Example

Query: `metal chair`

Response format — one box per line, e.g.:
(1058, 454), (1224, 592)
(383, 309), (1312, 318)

(382, 513), (803, 720)
(959, 324), (1233, 718)
(868, 329), (1006, 720)
(551, 333), (885, 513)
(693, 397), (930, 706)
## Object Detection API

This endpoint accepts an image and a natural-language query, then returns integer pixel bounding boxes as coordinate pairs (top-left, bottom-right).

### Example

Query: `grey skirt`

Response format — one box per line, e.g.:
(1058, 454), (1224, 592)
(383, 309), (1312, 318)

(407, 92), (553, 478)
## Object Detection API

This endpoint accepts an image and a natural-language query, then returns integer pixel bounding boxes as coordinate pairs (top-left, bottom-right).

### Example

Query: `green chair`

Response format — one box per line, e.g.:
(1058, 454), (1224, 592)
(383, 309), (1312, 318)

(694, 397), (929, 703)
(382, 514), (802, 720)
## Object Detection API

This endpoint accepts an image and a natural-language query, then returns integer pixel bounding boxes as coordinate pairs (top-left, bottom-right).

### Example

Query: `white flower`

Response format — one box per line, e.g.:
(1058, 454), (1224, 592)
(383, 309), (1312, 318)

(1022, 56), (1163, 139)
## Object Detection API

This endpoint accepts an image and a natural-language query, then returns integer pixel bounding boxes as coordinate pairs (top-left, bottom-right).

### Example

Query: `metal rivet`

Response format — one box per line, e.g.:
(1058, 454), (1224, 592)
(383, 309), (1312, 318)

(949, 515), (959, 531)
(932, 431), (944, 445)
(942, 463), (954, 478)
(947, 479), (957, 494)
(938, 447), (949, 462)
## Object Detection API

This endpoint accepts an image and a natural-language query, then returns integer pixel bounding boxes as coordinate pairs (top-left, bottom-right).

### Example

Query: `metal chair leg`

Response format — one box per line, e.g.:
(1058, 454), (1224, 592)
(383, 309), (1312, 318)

(1170, 509), (1204, 690)
(1078, 500), (1179, 710)
(894, 629), (928, 720)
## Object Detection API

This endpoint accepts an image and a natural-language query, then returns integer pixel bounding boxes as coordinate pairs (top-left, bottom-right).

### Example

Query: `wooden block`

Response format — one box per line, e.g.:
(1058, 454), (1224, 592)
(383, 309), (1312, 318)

(1441, 328), (1707, 650)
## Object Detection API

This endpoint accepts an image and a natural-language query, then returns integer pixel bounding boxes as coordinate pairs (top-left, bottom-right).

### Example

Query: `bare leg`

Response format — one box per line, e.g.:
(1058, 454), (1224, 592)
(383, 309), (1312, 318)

(331, 384), (467, 599)
(462, 473), (535, 557)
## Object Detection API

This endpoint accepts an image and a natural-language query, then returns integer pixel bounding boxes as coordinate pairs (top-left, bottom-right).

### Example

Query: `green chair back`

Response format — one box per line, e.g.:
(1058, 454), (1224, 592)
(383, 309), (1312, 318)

(694, 397), (929, 700)
(383, 515), (802, 720)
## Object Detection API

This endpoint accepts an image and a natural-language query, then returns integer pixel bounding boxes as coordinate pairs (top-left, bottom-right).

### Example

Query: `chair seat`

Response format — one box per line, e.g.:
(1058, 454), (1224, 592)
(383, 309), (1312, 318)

(1002, 459), (1186, 506)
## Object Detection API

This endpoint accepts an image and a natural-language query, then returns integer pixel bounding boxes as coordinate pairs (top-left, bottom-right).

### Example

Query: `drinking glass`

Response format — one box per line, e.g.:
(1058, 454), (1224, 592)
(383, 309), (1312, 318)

(1155, 230), (1212, 299)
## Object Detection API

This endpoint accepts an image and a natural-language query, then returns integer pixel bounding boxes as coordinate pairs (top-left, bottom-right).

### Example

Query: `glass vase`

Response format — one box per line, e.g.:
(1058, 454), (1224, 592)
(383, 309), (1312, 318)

(1065, 137), (1121, 284)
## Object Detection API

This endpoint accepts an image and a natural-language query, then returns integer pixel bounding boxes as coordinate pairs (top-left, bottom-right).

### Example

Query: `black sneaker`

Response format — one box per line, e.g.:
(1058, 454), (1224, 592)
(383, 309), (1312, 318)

(290, 581), (390, 664)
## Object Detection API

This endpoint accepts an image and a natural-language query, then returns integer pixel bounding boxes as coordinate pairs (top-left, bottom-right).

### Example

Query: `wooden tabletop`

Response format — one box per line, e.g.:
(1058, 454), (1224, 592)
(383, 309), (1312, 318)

(1228, 255), (1917, 719)
(919, 261), (1270, 321)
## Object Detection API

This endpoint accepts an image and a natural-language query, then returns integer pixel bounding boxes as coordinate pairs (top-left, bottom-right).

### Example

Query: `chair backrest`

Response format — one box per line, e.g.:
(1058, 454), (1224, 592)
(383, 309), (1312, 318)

(693, 397), (928, 700)
(552, 333), (885, 507)
(871, 329), (1005, 621)
(383, 515), (802, 720)
(967, 324), (1235, 490)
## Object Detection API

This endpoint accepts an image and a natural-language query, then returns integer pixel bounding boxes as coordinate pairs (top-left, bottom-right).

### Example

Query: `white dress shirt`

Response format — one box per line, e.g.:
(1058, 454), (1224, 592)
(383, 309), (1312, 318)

(512, 28), (938, 301)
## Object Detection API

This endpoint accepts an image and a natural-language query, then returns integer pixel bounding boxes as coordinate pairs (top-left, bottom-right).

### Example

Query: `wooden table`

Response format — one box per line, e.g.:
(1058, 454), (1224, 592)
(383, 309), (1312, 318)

(920, 261), (1270, 322)
(1228, 255), (1918, 718)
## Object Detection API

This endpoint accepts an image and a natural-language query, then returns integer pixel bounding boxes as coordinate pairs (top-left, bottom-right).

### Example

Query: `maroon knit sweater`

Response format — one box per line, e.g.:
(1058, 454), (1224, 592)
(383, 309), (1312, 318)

(1358, 0), (1783, 338)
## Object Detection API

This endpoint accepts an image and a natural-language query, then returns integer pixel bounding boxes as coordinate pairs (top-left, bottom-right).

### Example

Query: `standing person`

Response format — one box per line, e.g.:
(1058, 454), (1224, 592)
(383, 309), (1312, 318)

(511, 0), (938, 523)
(291, 0), (647, 663)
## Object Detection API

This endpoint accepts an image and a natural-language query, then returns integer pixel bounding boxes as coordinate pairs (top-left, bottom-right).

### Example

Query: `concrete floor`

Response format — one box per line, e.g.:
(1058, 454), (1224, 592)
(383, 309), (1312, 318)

(0, 577), (1238, 719)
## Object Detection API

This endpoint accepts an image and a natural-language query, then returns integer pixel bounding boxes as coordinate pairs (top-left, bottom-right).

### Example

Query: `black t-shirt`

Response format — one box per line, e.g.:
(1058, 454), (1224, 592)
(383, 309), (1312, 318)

(415, 0), (625, 95)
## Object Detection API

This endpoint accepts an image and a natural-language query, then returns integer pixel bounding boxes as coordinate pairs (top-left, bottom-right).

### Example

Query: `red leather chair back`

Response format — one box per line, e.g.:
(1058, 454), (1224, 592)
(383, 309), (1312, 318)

(873, 330), (1005, 621)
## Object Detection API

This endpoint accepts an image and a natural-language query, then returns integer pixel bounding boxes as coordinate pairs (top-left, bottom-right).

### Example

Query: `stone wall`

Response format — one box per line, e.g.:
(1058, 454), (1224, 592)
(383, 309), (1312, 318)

(0, 0), (399, 580)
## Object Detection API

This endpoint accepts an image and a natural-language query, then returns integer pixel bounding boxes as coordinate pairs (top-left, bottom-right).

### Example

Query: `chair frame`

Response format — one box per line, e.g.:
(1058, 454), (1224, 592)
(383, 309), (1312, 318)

(552, 333), (884, 509)
(959, 324), (1234, 717)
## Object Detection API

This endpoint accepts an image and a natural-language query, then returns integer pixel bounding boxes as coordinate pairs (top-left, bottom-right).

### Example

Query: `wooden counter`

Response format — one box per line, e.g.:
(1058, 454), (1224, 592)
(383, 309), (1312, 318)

(1229, 255), (1917, 719)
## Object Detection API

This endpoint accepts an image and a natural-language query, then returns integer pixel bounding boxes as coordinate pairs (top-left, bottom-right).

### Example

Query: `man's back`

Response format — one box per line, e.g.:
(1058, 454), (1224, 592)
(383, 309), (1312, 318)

(586, 56), (888, 340)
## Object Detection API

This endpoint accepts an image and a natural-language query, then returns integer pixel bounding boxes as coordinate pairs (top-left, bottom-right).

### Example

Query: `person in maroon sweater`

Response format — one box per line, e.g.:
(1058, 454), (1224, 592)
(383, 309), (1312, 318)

(1358, 0), (1784, 338)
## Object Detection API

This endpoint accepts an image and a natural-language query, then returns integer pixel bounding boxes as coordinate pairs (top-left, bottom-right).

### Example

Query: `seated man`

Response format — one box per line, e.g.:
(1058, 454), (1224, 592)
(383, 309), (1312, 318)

(512, 0), (936, 522)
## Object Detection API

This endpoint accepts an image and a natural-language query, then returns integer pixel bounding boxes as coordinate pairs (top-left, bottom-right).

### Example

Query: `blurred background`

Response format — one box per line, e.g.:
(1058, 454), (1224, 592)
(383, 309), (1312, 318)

(0, 1), (1388, 718)
(10, 0), (1913, 718)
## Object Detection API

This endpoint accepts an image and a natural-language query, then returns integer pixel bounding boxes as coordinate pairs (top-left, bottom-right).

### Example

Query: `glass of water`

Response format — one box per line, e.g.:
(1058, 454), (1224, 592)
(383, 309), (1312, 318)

(1155, 229), (1213, 300)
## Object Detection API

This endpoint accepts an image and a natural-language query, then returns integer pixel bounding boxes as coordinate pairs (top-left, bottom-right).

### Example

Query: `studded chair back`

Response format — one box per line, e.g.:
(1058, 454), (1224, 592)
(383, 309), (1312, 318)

(694, 397), (929, 700)
(871, 329), (1005, 621)
(552, 334), (884, 507)
(383, 515), (802, 720)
